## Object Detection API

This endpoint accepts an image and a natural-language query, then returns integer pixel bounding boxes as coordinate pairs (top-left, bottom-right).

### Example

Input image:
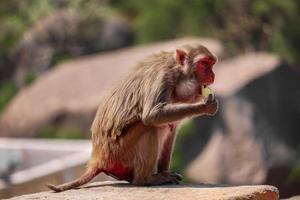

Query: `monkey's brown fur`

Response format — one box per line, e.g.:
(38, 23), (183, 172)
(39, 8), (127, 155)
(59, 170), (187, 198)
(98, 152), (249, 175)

(47, 44), (218, 192)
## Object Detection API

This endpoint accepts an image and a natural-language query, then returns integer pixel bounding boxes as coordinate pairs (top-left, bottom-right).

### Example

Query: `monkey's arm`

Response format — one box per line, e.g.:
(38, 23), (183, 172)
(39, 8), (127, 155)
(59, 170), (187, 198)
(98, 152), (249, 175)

(142, 100), (217, 126)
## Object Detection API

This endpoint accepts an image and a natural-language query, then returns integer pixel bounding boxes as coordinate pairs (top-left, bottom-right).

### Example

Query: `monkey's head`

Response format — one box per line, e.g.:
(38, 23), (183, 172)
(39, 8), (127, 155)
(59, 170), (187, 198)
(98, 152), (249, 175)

(175, 44), (217, 86)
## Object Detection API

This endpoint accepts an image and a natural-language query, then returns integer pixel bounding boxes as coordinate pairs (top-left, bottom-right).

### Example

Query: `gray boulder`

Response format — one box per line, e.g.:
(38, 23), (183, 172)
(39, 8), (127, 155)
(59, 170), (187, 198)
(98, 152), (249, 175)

(185, 60), (300, 198)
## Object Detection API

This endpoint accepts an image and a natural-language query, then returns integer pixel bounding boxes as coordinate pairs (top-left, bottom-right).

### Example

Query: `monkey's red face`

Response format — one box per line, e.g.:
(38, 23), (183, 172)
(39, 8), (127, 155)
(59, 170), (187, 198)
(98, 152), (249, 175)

(195, 57), (216, 86)
(175, 48), (216, 86)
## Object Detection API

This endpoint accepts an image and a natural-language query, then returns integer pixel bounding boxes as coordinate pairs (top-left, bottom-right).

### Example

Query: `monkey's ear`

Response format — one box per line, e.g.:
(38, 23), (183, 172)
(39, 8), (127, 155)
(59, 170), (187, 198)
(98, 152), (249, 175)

(175, 49), (187, 65)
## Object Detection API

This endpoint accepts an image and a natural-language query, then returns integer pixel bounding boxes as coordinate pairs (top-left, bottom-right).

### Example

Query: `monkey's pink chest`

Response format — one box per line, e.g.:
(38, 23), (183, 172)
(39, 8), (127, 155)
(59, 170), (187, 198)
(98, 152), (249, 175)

(104, 162), (134, 182)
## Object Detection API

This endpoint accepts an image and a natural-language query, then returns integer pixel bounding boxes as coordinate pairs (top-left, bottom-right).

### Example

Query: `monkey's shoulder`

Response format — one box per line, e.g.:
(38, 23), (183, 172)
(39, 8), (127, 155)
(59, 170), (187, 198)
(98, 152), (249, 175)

(133, 51), (176, 70)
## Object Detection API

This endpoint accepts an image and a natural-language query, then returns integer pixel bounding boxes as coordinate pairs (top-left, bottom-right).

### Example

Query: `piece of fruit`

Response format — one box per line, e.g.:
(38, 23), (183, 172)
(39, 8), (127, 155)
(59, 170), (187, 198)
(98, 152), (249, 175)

(202, 85), (214, 99)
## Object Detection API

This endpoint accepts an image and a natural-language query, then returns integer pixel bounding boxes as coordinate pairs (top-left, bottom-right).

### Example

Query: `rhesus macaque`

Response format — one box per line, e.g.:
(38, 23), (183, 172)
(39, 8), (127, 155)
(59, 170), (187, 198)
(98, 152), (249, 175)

(47, 44), (218, 192)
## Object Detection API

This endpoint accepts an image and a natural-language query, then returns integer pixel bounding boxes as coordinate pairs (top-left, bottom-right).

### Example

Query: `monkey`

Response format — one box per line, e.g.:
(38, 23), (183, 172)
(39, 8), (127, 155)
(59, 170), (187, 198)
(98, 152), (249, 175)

(46, 44), (218, 192)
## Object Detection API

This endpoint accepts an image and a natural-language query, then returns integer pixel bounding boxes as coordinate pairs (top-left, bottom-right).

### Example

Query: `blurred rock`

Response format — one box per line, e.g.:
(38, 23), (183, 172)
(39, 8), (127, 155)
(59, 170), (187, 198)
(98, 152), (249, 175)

(286, 196), (300, 200)
(186, 60), (300, 198)
(6, 181), (279, 200)
(0, 37), (223, 138)
(14, 10), (134, 86)
(212, 52), (280, 96)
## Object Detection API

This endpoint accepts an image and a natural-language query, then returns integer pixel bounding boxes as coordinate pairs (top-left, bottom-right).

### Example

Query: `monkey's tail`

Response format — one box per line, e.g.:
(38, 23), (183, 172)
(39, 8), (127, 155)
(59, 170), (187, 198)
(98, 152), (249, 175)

(46, 166), (101, 192)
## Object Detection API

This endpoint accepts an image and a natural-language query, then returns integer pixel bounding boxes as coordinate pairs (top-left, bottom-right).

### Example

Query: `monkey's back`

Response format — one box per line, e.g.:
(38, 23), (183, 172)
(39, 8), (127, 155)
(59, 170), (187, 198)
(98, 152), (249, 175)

(91, 52), (178, 145)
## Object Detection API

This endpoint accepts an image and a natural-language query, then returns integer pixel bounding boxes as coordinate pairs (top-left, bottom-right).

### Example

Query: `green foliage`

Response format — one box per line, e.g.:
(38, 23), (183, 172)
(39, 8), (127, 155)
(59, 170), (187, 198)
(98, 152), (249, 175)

(1, 0), (296, 68)
(0, 0), (54, 52)
(287, 161), (300, 183)
(171, 120), (197, 174)
(252, 0), (300, 63)
(40, 126), (83, 139)
(112, 0), (218, 43)
(51, 53), (73, 67)
(0, 0), (119, 60)
(0, 73), (36, 114)
(67, 0), (118, 18)
(112, 0), (300, 64)
(24, 72), (37, 86)
(0, 81), (17, 112)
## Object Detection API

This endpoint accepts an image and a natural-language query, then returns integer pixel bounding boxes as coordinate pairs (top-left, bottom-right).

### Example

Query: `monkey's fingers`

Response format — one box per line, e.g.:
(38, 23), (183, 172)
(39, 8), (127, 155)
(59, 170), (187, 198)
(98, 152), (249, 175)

(207, 94), (214, 102)
(161, 172), (182, 184)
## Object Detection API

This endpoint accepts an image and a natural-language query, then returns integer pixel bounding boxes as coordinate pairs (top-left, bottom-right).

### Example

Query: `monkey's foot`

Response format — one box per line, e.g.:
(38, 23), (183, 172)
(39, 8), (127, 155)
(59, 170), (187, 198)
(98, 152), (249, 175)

(133, 172), (182, 186)
(161, 171), (183, 181)
(151, 172), (182, 185)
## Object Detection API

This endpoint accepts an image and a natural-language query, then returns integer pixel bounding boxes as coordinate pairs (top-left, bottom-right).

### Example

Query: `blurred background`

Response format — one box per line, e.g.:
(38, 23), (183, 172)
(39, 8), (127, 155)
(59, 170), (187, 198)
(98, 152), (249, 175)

(0, 0), (299, 198)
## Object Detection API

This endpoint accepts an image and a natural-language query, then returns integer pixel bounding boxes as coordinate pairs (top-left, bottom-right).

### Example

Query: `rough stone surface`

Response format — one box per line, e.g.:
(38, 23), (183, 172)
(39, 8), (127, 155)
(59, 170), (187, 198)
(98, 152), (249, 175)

(0, 37), (222, 137)
(5, 181), (279, 200)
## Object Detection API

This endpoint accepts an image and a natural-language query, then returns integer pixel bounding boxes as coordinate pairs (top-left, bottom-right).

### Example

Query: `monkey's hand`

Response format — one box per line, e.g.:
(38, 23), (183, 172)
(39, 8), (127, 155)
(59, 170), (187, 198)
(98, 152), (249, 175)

(204, 94), (219, 116)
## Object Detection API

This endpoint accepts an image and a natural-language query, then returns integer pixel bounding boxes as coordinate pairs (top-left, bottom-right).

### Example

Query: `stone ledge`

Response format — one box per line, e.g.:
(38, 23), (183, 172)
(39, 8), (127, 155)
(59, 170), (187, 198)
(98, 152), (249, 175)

(6, 181), (279, 200)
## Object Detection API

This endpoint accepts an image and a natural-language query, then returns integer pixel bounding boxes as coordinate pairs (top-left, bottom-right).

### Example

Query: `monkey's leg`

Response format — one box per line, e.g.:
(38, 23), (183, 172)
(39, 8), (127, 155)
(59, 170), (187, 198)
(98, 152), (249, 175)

(142, 102), (211, 126)
(132, 129), (180, 186)
(157, 128), (182, 181)
(157, 129), (176, 172)
(46, 166), (101, 192)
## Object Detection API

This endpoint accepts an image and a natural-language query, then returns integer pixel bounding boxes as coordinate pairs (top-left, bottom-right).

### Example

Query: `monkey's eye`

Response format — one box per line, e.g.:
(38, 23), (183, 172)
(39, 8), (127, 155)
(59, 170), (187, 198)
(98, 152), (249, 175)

(201, 60), (210, 68)
(202, 60), (209, 65)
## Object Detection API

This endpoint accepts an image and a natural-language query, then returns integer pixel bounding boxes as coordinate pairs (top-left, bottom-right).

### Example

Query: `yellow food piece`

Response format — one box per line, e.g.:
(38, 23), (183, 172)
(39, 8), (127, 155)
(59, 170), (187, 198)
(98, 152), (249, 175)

(202, 86), (214, 99)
